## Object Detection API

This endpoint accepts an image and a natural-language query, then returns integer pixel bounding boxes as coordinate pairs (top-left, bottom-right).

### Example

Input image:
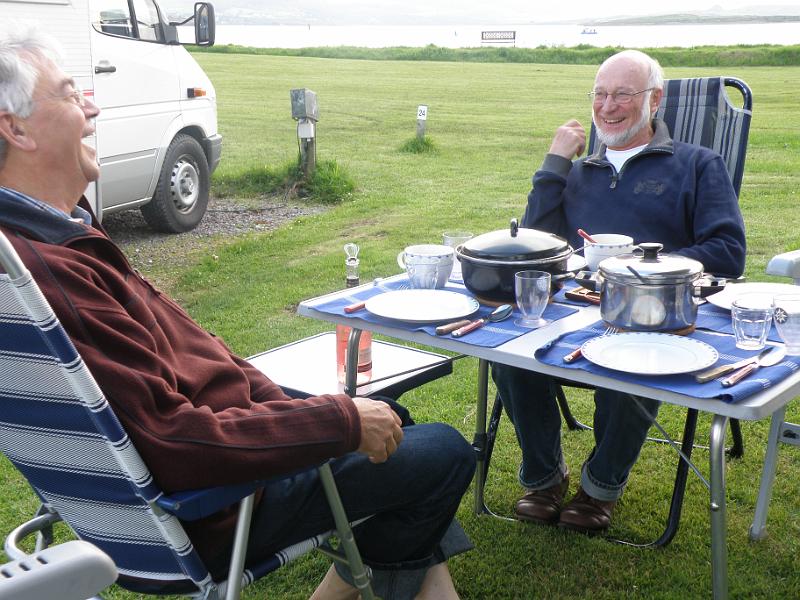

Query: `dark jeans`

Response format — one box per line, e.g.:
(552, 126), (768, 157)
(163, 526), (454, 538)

(492, 363), (660, 501)
(246, 422), (476, 599)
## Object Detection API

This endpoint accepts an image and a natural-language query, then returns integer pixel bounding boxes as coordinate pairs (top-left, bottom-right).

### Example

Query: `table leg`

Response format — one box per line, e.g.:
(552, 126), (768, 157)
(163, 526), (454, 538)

(749, 405), (787, 541)
(344, 328), (363, 396)
(709, 414), (729, 600)
(473, 359), (489, 515)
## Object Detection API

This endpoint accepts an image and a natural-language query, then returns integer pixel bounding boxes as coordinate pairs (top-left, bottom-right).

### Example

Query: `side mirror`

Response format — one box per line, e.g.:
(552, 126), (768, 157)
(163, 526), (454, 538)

(194, 2), (215, 46)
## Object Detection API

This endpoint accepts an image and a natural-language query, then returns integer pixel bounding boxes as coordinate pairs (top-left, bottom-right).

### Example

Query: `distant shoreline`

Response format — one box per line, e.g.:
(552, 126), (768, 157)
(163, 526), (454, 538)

(216, 15), (800, 27)
(581, 15), (800, 26)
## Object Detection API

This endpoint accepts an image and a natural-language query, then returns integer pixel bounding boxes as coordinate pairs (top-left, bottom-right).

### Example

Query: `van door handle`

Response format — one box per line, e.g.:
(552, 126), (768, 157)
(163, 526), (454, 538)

(94, 65), (117, 74)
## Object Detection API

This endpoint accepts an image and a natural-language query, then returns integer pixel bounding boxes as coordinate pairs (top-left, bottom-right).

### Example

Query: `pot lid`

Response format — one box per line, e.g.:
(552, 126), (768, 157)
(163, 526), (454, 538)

(461, 219), (571, 262)
(599, 242), (704, 284)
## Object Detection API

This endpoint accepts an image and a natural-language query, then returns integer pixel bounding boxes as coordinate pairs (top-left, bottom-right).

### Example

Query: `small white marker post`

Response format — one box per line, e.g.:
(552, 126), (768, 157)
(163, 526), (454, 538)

(416, 104), (428, 140)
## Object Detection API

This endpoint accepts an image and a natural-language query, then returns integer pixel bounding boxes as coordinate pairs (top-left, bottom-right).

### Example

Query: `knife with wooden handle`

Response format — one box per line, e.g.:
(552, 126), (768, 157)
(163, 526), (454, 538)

(695, 358), (757, 383)
(694, 346), (772, 383)
(721, 346), (786, 387)
(563, 348), (583, 363)
(435, 319), (472, 335)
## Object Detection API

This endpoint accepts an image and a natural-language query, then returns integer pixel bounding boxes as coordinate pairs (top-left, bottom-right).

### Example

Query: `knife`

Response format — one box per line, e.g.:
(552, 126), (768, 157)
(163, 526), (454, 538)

(721, 346), (787, 387)
(435, 319), (472, 335)
(695, 346), (774, 383)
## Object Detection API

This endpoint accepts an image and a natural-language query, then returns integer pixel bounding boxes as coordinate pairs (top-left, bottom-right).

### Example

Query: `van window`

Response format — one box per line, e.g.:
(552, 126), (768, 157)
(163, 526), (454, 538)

(131, 0), (163, 42)
(93, 0), (164, 43)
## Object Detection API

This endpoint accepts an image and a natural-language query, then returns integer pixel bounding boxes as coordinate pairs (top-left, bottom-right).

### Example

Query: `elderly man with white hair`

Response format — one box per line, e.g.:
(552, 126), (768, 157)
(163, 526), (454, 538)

(0, 23), (476, 600)
(493, 49), (746, 534)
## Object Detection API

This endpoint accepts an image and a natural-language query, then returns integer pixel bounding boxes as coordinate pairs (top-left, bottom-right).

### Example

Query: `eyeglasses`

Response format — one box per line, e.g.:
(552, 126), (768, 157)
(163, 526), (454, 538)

(34, 86), (87, 108)
(588, 88), (654, 105)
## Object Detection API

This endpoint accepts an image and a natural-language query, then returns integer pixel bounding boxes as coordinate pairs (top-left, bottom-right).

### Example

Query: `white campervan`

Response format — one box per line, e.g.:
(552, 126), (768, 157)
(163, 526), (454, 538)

(2, 0), (222, 232)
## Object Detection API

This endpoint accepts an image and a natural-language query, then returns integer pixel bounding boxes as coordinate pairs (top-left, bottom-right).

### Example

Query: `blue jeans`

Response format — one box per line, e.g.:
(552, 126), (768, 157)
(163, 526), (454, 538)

(491, 363), (660, 502)
(245, 422), (475, 599)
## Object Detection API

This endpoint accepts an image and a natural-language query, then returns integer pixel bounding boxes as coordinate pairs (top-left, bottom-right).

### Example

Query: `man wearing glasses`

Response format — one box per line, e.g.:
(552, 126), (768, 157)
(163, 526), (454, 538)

(493, 50), (745, 533)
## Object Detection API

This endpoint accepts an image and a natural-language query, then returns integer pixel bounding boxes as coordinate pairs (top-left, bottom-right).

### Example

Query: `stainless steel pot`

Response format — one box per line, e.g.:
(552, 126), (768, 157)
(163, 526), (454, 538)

(456, 219), (575, 302)
(575, 242), (725, 332)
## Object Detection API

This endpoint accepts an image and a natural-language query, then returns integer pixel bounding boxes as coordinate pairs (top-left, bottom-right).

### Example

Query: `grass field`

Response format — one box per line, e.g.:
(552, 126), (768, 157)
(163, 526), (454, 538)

(3, 53), (800, 599)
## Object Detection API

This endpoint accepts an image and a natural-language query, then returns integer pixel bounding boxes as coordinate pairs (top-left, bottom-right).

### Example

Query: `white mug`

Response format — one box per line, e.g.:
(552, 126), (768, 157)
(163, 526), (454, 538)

(584, 234), (635, 271)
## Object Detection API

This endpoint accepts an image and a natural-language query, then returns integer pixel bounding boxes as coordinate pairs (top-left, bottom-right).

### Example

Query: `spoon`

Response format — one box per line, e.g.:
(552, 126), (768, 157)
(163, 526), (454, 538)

(452, 304), (514, 338)
(577, 228), (598, 244)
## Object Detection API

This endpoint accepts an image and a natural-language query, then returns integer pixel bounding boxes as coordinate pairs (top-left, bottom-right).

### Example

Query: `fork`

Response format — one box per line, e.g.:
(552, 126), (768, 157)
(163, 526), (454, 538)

(563, 326), (619, 363)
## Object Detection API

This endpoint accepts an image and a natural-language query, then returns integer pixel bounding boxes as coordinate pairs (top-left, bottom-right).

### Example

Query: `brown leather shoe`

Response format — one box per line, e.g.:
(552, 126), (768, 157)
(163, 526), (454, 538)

(558, 487), (616, 534)
(514, 472), (570, 524)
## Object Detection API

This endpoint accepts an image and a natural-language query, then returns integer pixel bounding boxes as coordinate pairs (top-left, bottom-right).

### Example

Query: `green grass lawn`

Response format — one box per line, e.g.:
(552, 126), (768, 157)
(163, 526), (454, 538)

(3, 54), (800, 598)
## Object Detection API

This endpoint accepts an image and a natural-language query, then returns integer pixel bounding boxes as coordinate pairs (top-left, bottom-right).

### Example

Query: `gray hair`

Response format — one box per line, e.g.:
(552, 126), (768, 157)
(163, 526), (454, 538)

(0, 22), (63, 166)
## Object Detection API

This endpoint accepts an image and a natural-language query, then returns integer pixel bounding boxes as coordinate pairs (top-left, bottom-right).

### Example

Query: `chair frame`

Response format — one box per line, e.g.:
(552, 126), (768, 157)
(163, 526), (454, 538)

(484, 76), (753, 546)
(0, 231), (375, 600)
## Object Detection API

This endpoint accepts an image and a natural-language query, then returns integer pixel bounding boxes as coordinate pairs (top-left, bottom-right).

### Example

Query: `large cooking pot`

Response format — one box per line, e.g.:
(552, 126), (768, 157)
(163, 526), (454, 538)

(456, 219), (575, 302)
(576, 242), (725, 332)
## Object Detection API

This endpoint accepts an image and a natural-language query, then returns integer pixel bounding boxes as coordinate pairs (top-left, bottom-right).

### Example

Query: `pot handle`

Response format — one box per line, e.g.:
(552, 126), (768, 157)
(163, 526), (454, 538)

(510, 218), (519, 238)
(694, 276), (727, 298)
(574, 270), (599, 292)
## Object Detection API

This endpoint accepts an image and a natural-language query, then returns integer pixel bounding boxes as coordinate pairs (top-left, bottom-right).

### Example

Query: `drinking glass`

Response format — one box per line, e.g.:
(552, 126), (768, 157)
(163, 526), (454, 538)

(405, 259), (439, 289)
(772, 293), (800, 355)
(442, 231), (473, 283)
(731, 293), (773, 350)
(514, 270), (551, 328)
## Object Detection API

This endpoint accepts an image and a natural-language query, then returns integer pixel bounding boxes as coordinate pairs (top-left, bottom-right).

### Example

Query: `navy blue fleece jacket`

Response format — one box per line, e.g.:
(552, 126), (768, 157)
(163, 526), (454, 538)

(522, 119), (746, 278)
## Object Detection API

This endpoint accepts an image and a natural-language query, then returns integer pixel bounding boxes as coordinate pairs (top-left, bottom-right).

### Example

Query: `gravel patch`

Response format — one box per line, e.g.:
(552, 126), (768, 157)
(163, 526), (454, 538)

(102, 195), (326, 276)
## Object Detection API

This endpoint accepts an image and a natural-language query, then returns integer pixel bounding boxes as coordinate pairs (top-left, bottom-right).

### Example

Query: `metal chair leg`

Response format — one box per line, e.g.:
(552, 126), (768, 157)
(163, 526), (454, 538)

(612, 408), (699, 548)
(482, 392), (504, 484)
(727, 418), (744, 458)
(553, 383), (591, 431)
(318, 463), (375, 600)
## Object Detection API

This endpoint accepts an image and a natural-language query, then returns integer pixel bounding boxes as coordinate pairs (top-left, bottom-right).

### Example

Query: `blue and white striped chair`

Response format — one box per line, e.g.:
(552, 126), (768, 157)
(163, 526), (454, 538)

(0, 231), (374, 599)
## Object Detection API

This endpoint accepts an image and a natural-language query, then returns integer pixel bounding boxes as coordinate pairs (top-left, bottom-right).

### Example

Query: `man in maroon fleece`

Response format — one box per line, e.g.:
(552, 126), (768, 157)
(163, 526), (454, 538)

(0, 24), (475, 600)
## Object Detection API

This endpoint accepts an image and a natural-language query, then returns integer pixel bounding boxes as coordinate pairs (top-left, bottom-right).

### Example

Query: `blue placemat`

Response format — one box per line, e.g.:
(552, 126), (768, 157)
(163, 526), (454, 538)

(309, 278), (578, 348)
(696, 302), (781, 341)
(535, 321), (800, 403)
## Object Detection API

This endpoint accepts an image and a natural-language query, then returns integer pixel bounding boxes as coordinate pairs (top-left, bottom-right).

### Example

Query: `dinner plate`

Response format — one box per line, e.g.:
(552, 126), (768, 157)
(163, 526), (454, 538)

(365, 289), (480, 323)
(566, 254), (587, 272)
(706, 282), (798, 310)
(581, 332), (718, 375)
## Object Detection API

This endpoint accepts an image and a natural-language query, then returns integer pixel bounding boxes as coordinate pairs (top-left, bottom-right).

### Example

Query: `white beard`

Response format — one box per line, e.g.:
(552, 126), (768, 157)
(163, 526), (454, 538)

(594, 100), (653, 149)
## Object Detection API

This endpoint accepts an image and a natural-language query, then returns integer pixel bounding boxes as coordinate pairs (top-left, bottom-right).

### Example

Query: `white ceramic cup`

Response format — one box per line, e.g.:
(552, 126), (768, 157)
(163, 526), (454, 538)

(397, 244), (454, 289)
(584, 234), (636, 271)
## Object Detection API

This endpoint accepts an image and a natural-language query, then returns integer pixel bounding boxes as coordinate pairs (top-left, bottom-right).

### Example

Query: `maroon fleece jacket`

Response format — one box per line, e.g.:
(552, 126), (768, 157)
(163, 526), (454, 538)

(0, 199), (360, 564)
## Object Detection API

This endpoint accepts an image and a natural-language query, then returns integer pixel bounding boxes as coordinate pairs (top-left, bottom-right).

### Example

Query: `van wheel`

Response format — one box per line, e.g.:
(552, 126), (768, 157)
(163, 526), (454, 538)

(141, 134), (209, 233)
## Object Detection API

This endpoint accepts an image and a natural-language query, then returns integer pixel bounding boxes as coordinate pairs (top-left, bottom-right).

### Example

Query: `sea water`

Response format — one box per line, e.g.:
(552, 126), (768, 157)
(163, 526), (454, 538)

(215, 22), (800, 49)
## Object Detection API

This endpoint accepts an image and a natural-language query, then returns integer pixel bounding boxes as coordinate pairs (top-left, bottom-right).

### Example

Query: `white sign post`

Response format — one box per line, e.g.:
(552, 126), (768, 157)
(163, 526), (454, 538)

(416, 104), (428, 139)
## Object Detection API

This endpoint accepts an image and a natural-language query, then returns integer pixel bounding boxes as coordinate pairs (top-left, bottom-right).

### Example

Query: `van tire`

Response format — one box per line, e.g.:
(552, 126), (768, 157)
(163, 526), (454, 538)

(141, 134), (210, 233)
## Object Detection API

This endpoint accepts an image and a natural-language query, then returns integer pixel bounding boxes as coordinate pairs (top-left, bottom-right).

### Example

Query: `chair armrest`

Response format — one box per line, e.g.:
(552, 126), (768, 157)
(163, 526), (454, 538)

(156, 480), (263, 521)
(0, 540), (117, 600)
(156, 463), (320, 521)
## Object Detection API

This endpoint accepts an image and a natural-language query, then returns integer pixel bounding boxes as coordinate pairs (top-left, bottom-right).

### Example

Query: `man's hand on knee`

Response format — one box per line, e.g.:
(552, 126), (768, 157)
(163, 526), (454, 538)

(352, 397), (404, 463)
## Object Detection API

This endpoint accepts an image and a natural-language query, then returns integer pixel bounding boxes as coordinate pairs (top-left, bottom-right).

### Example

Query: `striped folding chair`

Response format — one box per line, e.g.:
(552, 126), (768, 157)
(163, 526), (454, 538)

(0, 231), (374, 600)
(483, 77), (753, 546)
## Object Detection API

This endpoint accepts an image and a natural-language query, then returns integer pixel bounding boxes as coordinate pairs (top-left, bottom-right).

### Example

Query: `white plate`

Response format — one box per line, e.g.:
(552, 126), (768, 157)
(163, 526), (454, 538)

(365, 289), (480, 323)
(567, 254), (587, 272)
(706, 282), (798, 310)
(581, 332), (718, 375)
